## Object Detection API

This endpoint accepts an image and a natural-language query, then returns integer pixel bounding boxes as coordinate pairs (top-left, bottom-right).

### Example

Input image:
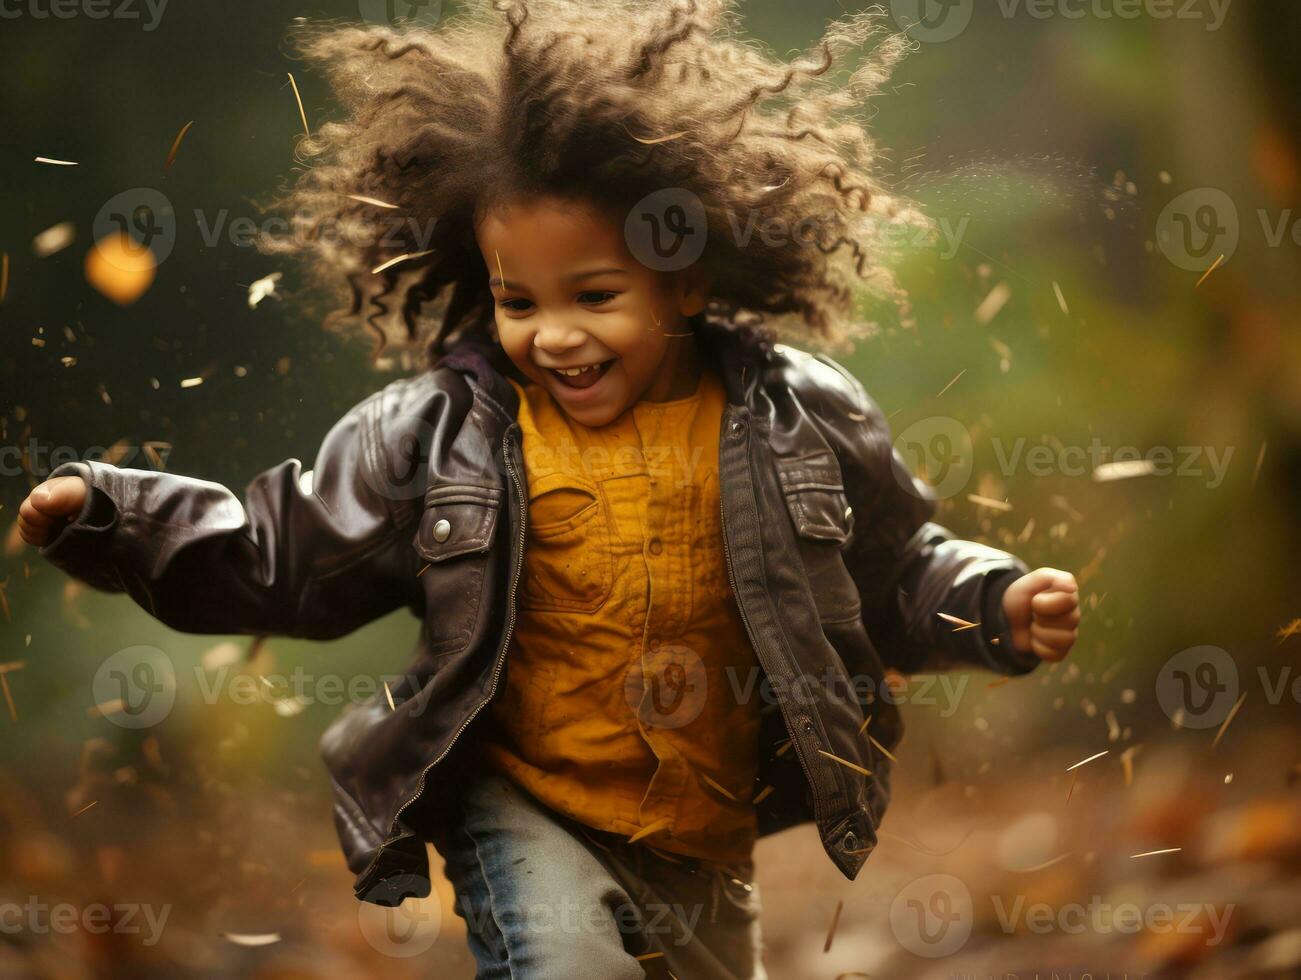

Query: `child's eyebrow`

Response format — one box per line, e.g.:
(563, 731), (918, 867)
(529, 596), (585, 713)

(487, 267), (629, 290)
(569, 267), (629, 281)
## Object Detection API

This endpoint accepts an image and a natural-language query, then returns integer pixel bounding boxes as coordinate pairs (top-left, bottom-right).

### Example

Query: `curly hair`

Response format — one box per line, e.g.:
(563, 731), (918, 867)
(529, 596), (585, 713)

(255, 0), (928, 365)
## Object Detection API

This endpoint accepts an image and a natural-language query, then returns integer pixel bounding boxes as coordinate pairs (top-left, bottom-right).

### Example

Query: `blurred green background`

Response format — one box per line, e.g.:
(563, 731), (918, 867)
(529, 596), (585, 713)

(1, 2), (1298, 977)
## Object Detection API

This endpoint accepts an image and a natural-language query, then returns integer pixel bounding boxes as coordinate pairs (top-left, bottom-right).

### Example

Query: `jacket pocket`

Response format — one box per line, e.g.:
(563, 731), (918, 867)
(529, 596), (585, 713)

(413, 483), (502, 656)
(775, 451), (861, 624)
(414, 483), (503, 562)
(518, 471), (614, 615)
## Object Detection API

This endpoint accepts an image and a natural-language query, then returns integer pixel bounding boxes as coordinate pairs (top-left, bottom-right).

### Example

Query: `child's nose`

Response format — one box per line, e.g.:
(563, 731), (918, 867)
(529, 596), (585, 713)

(531, 318), (588, 357)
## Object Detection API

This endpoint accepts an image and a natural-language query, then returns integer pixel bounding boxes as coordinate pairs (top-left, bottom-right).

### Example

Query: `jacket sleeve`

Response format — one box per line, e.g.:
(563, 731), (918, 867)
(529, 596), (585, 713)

(808, 353), (1041, 677)
(37, 388), (421, 639)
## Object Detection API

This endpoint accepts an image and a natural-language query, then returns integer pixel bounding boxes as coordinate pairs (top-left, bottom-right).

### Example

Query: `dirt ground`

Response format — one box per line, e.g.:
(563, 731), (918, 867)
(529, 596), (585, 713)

(2, 702), (1298, 979)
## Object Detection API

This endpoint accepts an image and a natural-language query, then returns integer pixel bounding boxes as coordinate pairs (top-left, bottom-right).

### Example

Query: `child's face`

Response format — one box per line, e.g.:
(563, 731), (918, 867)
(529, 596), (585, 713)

(475, 194), (707, 428)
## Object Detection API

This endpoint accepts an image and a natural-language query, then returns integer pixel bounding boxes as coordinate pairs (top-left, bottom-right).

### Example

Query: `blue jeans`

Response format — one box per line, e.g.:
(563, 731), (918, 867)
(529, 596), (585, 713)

(430, 773), (766, 979)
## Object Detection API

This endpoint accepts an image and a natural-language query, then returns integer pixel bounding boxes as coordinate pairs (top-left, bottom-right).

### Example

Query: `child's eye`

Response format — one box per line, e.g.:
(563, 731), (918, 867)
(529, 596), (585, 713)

(500, 298), (535, 313)
(577, 291), (617, 305)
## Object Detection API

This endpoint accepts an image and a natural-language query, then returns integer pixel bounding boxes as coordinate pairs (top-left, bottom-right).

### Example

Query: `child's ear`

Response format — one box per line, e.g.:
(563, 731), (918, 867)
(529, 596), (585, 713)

(675, 267), (711, 318)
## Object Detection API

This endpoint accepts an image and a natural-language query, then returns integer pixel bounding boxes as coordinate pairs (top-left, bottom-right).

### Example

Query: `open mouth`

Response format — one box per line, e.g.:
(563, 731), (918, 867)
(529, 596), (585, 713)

(549, 358), (616, 390)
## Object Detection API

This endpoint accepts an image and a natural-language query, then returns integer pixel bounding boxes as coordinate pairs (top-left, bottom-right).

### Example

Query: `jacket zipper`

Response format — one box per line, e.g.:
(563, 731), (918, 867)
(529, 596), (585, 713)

(358, 423), (527, 890)
(717, 409), (835, 831)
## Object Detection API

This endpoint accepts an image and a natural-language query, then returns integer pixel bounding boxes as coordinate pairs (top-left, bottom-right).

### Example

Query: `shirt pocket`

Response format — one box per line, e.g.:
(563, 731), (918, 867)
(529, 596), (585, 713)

(519, 471), (615, 615)
(774, 450), (862, 625)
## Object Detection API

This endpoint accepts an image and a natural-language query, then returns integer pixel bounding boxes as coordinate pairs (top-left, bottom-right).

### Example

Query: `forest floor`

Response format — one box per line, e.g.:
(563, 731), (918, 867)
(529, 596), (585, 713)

(1, 717), (1298, 979)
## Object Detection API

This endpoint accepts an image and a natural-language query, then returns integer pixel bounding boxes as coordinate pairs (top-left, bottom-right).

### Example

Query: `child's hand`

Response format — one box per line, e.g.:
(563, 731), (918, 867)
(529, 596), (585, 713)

(1002, 567), (1079, 662)
(17, 476), (88, 547)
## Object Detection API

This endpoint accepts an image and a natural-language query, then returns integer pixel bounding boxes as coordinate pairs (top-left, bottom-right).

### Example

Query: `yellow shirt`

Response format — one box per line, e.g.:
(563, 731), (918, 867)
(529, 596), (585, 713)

(480, 366), (761, 865)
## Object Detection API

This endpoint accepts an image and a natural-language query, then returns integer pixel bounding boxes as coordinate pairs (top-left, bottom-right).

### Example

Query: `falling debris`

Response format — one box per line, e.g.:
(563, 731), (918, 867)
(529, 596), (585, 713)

(247, 271), (282, 309)
(1252, 442), (1267, 488)
(346, 194), (399, 209)
(0, 660), (24, 722)
(1276, 619), (1301, 645)
(990, 337), (1012, 373)
(1066, 750), (1109, 772)
(867, 733), (898, 763)
(164, 120), (194, 171)
(974, 282), (1011, 325)
(935, 368), (966, 398)
(221, 933), (282, 947)
(1093, 459), (1157, 482)
(371, 249), (435, 275)
(35, 156), (78, 166)
(938, 612), (981, 632)
(700, 772), (738, 801)
(287, 72), (310, 138)
(1195, 253), (1225, 288)
(33, 222), (75, 258)
(1009, 852), (1073, 873)
(816, 749), (872, 778)
(823, 899), (843, 953)
(1212, 692), (1247, 748)
(272, 697), (308, 718)
(85, 232), (156, 305)
(202, 642), (242, 672)
(967, 493), (1013, 512)
(1052, 280), (1069, 315)
(1130, 848), (1181, 859)
(628, 817), (672, 844)
(141, 441), (173, 470)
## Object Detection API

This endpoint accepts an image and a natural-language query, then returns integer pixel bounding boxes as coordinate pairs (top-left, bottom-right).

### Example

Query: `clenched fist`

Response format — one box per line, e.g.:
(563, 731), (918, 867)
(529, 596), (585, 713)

(1002, 567), (1079, 662)
(17, 476), (88, 547)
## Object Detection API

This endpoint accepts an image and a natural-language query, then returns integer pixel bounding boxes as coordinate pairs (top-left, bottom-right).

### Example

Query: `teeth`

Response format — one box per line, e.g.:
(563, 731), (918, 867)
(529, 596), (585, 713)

(556, 363), (600, 376)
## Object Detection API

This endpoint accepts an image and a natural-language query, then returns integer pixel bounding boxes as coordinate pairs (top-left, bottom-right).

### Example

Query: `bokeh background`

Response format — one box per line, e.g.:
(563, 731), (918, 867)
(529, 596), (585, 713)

(1, 1), (1298, 977)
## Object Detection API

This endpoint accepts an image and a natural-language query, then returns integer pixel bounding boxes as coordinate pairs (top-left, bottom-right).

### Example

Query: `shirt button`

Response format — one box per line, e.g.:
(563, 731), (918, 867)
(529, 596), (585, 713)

(648, 537), (663, 556)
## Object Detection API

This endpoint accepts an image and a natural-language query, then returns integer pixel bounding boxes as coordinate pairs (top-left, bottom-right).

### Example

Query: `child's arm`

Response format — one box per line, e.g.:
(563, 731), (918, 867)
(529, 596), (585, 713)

(22, 389), (422, 639)
(809, 354), (1069, 676)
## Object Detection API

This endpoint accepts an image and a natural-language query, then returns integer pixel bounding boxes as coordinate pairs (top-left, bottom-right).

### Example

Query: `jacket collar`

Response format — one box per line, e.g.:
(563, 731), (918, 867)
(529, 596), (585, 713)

(436, 315), (770, 419)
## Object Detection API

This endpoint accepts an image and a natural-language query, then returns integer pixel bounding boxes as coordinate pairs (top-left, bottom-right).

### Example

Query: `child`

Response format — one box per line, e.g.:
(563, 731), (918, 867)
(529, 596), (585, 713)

(19, 2), (1080, 976)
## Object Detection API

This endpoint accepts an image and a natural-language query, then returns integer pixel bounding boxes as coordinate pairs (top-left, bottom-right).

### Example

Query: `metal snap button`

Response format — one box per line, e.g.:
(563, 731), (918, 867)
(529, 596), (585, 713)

(842, 831), (859, 852)
(432, 518), (451, 543)
(729, 419), (746, 437)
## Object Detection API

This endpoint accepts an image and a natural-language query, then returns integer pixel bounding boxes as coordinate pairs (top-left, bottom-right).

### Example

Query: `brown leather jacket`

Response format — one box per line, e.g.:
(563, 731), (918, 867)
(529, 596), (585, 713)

(39, 317), (1039, 905)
